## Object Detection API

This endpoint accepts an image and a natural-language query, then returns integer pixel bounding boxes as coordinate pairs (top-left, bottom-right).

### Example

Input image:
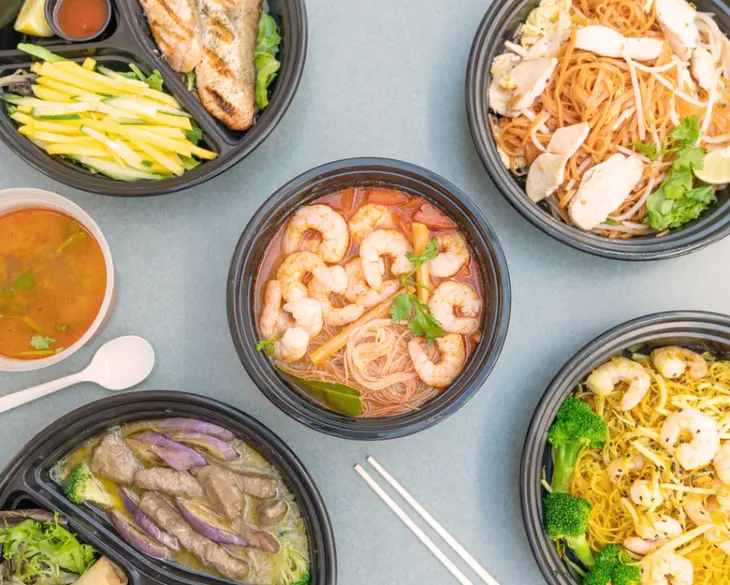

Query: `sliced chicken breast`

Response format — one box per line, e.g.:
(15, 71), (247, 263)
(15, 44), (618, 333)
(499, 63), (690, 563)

(655, 0), (698, 61)
(575, 26), (663, 61)
(195, 0), (263, 131)
(547, 122), (590, 157)
(137, 0), (202, 73)
(569, 154), (645, 230)
(690, 46), (715, 91)
(526, 152), (568, 202)
(490, 58), (558, 117)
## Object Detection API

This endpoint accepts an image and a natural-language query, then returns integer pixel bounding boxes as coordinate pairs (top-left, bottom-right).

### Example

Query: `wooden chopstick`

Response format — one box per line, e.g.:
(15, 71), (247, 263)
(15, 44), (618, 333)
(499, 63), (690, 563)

(366, 456), (501, 585)
(354, 464), (474, 585)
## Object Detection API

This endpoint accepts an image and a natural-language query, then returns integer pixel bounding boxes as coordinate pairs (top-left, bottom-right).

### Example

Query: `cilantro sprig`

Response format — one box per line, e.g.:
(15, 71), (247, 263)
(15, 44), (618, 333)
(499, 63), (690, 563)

(256, 335), (282, 357)
(389, 238), (444, 344)
(632, 116), (717, 231)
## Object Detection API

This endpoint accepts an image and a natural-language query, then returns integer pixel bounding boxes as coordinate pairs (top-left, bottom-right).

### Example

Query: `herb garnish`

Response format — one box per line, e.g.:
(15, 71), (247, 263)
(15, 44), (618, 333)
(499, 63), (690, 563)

(256, 335), (282, 356)
(389, 238), (444, 344)
(632, 116), (717, 231)
(31, 335), (55, 350)
(11, 270), (34, 293)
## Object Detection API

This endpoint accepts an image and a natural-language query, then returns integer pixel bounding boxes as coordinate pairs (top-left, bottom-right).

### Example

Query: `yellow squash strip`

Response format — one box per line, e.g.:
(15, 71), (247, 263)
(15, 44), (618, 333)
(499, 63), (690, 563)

(32, 86), (72, 103)
(134, 141), (184, 176)
(36, 77), (99, 98)
(45, 144), (111, 157)
(12, 114), (85, 132)
(82, 58), (96, 71)
(310, 295), (398, 366)
(412, 222), (430, 303)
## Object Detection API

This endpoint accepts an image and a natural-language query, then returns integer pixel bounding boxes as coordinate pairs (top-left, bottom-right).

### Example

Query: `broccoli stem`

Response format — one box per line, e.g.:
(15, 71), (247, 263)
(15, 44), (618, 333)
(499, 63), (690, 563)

(552, 441), (582, 493)
(565, 534), (596, 569)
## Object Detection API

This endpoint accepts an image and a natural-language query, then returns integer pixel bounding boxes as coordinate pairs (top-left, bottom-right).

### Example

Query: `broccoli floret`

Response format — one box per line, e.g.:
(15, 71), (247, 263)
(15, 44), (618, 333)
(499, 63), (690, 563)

(548, 397), (607, 493)
(611, 562), (641, 585)
(63, 463), (114, 507)
(583, 544), (640, 585)
(272, 540), (309, 585)
(544, 492), (595, 569)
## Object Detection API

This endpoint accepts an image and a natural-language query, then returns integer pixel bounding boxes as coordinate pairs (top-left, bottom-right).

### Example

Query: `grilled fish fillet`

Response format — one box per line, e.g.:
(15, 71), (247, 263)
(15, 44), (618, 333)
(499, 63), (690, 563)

(138, 0), (203, 73)
(195, 0), (262, 130)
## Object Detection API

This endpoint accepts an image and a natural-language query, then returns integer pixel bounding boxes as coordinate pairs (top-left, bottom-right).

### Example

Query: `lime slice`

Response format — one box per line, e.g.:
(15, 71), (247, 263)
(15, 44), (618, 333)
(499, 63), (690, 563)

(14, 0), (53, 37)
(695, 146), (730, 185)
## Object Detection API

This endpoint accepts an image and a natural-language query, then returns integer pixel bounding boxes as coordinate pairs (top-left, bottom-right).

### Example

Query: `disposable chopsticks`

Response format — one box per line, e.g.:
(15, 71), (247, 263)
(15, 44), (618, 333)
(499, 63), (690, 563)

(354, 457), (502, 585)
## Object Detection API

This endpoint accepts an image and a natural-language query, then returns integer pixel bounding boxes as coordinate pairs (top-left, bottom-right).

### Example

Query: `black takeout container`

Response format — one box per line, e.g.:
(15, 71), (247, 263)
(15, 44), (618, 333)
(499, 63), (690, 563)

(227, 157), (512, 440)
(0, 0), (307, 197)
(521, 311), (730, 585)
(0, 391), (337, 585)
(466, 0), (730, 260)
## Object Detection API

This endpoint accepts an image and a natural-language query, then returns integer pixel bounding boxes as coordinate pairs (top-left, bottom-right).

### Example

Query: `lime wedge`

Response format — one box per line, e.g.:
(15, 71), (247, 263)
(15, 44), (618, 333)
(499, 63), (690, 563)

(14, 0), (53, 37)
(695, 146), (730, 185)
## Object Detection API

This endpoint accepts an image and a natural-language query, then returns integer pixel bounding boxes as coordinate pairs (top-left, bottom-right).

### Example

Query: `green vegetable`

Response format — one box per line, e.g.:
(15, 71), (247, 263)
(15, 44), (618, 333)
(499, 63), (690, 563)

(389, 238), (444, 343)
(0, 516), (97, 583)
(63, 463), (115, 507)
(17, 43), (66, 63)
(125, 64), (165, 91)
(56, 229), (88, 254)
(185, 126), (203, 144)
(55, 324), (70, 332)
(12, 270), (34, 292)
(279, 367), (363, 417)
(636, 116), (717, 231)
(543, 492), (595, 569)
(185, 70), (196, 92)
(583, 544), (640, 585)
(272, 540), (310, 585)
(548, 398), (606, 493)
(30, 335), (55, 350)
(254, 5), (282, 110)
(257, 337), (278, 357)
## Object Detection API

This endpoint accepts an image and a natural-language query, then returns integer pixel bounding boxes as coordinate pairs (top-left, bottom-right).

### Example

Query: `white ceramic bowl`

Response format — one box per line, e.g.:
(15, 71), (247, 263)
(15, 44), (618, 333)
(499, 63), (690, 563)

(0, 188), (115, 372)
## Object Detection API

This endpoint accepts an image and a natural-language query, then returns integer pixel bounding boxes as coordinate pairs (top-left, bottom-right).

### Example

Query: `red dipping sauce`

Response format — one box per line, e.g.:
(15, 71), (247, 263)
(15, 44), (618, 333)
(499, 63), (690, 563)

(55, 0), (109, 40)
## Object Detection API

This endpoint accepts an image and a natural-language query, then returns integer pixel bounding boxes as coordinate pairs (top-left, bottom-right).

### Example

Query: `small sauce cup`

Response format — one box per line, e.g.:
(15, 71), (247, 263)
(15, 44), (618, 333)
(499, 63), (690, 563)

(0, 188), (115, 373)
(46, 0), (112, 42)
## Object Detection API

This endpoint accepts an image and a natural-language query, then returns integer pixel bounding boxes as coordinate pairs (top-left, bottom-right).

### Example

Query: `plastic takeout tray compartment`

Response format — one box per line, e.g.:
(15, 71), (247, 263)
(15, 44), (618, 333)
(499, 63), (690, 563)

(0, 391), (337, 585)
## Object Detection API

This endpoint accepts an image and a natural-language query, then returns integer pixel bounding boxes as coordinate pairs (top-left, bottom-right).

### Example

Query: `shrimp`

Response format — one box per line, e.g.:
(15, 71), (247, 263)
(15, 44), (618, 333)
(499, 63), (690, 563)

(636, 516), (683, 541)
(348, 204), (393, 243)
(641, 552), (693, 585)
(713, 480), (730, 512)
(359, 229), (414, 290)
(659, 408), (719, 471)
(714, 443), (730, 485)
(408, 334), (466, 388)
(273, 327), (309, 363)
(626, 517), (683, 555)
(276, 252), (326, 302)
(260, 280), (285, 339)
(585, 357), (651, 410)
(651, 346), (708, 380)
(429, 232), (470, 278)
(282, 298), (323, 338)
(344, 258), (400, 308)
(428, 281), (481, 335)
(281, 204), (350, 263)
(308, 265), (364, 327)
(683, 495), (729, 549)
(631, 479), (664, 509)
(607, 453), (645, 486)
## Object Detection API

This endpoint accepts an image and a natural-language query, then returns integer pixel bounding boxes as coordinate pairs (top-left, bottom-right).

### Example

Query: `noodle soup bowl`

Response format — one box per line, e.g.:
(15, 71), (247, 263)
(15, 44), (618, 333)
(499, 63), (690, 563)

(227, 158), (511, 440)
(466, 0), (730, 261)
(0, 188), (115, 373)
(521, 310), (730, 585)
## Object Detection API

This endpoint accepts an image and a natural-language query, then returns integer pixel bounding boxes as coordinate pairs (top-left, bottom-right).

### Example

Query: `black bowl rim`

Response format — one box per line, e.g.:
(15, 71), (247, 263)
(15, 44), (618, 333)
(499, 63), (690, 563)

(0, 390), (337, 585)
(465, 0), (730, 261)
(0, 0), (308, 197)
(520, 310), (730, 585)
(227, 156), (512, 441)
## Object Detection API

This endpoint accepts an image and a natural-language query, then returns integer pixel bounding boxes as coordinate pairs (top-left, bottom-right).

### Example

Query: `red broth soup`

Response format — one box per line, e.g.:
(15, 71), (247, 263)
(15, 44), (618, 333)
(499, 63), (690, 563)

(256, 187), (485, 418)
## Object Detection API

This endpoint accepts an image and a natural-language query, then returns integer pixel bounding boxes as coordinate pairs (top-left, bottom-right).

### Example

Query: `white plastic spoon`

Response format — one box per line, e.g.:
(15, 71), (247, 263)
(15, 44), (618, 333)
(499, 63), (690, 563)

(0, 336), (155, 415)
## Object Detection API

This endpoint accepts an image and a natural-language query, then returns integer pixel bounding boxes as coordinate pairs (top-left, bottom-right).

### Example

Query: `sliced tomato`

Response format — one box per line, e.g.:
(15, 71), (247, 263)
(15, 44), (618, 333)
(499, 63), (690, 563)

(413, 203), (458, 230)
(366, 188), (410, 205)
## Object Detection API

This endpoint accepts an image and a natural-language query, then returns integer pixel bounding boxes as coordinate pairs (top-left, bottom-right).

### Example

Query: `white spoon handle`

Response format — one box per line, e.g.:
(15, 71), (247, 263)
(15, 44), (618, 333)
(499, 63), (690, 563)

(0, 372), (86, 415)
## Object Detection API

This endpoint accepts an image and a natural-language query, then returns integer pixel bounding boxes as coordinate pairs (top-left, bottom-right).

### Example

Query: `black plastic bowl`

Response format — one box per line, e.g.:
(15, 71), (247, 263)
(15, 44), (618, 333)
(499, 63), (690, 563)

(0, 391), (337, 585)
(521, 311), (730, 585)
(227, 157), (511, 441)
(466, 0), (730, 261)
(0, 0), (307, 197)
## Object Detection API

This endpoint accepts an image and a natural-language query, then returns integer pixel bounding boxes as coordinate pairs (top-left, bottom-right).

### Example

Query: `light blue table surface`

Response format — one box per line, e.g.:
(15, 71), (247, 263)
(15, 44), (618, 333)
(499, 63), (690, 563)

(1, 0), (729, 583)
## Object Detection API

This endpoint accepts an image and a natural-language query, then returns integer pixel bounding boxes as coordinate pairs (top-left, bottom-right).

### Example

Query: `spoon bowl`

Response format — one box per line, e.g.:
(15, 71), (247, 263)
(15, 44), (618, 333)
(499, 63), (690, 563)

(84, 336), (155, 390)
